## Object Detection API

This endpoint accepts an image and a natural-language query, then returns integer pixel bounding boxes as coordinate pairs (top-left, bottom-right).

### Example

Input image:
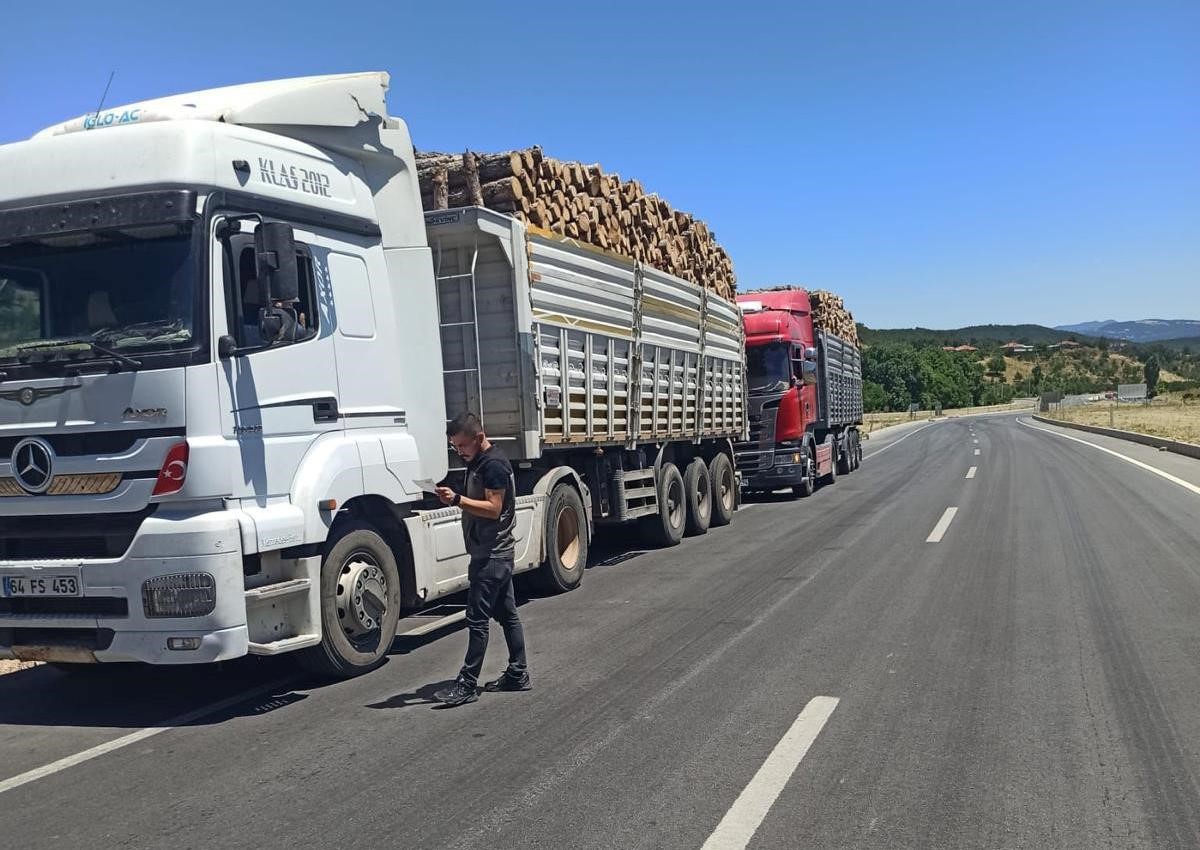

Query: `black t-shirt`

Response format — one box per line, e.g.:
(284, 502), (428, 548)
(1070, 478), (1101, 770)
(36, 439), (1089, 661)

(462, 445), (516, 558)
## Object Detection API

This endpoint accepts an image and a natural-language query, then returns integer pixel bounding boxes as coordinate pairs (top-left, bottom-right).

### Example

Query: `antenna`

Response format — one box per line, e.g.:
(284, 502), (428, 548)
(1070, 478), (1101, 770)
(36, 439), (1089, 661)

(90, 71), (115, 128)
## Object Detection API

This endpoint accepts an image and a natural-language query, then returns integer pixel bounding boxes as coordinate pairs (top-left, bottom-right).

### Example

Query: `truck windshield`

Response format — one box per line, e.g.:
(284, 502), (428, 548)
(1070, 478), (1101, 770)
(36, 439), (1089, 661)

(746, 343), (791, 393)
(0, 229), (196, 368)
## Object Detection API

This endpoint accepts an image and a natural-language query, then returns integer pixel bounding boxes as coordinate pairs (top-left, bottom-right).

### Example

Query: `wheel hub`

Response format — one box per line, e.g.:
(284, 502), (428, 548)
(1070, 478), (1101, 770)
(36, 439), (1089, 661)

(337, 555), (388, 639)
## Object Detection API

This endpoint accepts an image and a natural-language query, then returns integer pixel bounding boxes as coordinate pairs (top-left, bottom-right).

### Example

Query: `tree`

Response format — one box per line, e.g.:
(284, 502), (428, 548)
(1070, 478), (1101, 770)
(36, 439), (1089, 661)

(986, 354), (1007, 375)
(1030, 364), (1044, 392)
(863, 380), (887, 413)
(1144, 355), (1160, 397)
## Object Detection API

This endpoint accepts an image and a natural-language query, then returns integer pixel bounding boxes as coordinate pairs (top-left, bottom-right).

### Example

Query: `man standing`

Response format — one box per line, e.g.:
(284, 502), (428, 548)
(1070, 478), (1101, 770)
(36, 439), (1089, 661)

(434, 413), (531, 706)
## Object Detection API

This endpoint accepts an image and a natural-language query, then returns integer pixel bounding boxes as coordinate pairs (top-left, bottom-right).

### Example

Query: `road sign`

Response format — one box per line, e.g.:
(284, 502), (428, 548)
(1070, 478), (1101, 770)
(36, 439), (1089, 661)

(1117, 383), (1147, 401)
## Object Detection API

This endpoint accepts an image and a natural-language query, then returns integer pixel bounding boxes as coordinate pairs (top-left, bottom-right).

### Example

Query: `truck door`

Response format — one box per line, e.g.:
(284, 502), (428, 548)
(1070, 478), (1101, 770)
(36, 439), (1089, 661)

(213, 219), (343, 500)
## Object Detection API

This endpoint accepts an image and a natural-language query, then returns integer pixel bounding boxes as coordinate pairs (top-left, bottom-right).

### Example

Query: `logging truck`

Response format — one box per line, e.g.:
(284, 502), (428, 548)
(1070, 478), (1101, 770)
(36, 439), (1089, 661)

(734, 288), (863, 496)
(0, 72), (745, 676)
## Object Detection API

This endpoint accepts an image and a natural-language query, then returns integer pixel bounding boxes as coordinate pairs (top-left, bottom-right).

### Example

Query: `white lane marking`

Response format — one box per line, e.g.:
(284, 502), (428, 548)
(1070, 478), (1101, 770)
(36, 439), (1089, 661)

(864, 422), (937, 458)
(974, 449), (981, 456)
(926, 507), (959, 543)
(0, 676), (297, 796)
(737, 503), (756, 512)
(400, 609), (467, 637)
(701, 696), (839, 850)
(972, 439), (979, 444)
(1018, 419), (1200, 498)
(966, 466), (977, 479)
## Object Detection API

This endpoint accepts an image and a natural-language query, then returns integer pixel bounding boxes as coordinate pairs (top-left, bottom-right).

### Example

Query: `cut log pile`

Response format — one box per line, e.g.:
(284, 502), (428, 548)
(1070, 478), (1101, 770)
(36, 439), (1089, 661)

(416, 147), (736, 300)
(808, 289), (859, 347)
(755, 286), (859, 346)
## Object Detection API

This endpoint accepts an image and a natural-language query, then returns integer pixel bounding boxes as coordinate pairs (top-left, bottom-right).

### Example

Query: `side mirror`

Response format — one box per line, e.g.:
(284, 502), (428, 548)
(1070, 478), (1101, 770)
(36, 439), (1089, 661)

(800, 360), (818, 385)
(254, 222), (299, 304)
(218, 334), (238, 359)
(803, 346), (818, 361)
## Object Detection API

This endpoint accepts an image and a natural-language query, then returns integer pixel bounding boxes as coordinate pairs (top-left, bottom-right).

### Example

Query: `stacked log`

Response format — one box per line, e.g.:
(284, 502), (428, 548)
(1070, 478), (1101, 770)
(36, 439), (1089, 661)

(809, 289), (859, 347)
(755, 286), (859, 346)
(416, 147), (736, 300)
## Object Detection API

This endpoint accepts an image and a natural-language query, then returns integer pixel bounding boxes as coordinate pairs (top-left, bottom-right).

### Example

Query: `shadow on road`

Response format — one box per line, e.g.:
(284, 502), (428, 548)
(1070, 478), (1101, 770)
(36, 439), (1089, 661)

(364, 679), (461, 711)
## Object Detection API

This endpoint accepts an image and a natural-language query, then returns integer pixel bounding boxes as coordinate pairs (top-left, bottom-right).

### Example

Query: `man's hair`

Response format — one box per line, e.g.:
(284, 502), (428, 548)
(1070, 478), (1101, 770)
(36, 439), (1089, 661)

(446, 412), (483, 438)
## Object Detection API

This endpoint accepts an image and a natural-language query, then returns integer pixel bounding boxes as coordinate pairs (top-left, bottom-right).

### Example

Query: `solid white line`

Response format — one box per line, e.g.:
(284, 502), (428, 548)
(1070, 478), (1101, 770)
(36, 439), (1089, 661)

(966, 466), (977, 479)
(1018, 419), (1200, 498)
(974, 449), (981, 456)
(864, 421), (938, 458)
(701, 696), (839, 850)
(0, 677), (296, 796)
(737, 503), (756, 512)
(400, 609), (467, 637)
(926, 507), (959, 543)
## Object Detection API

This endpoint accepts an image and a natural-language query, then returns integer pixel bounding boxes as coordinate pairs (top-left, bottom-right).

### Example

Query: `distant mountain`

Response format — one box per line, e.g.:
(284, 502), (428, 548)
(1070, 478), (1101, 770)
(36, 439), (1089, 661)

(859, 323), (1094, 346)
(1055, 319), (1200, 343)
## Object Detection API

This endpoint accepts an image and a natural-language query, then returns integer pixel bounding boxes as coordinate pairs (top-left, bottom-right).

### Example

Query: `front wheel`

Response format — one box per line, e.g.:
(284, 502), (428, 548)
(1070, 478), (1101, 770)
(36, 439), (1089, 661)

(792, 450), (815, 498)
(299, 521), (402, 679)
(537, 483), (589, 593)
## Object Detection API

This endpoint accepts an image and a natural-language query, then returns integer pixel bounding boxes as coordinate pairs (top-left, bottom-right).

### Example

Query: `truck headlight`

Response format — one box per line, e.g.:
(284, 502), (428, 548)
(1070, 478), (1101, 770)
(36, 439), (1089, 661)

(142, 573), (216, 618)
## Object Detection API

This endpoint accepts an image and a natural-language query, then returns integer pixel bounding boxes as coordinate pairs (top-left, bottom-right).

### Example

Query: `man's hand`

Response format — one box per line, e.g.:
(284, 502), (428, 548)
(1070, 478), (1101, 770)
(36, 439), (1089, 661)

(435, 486), (457, 506)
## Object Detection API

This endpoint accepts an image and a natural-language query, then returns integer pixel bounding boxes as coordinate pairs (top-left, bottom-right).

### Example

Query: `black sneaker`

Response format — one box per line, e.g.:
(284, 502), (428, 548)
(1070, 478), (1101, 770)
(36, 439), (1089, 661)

(434, 679), (478, 706)
(483, 671), (532, 692)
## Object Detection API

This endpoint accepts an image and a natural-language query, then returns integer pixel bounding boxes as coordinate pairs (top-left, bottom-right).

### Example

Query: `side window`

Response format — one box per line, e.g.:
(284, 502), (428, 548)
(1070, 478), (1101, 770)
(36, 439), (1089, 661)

(221, 230), (318, 352)
(0, 273), (44, 347)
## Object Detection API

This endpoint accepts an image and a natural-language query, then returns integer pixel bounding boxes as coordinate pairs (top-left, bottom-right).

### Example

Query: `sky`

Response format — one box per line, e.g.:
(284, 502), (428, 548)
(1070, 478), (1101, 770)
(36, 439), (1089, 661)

(2, 0), (1197, 329)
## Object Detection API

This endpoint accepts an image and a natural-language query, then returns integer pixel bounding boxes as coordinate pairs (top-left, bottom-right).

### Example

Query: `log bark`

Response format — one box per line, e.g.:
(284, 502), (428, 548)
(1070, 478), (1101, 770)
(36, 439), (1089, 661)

(463, 151), (484, 207)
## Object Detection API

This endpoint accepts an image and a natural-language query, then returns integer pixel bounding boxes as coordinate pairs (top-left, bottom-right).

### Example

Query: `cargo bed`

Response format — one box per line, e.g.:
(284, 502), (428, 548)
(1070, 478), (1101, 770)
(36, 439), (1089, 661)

(815, 330), (863, 428)
(425, 207), (745, 460)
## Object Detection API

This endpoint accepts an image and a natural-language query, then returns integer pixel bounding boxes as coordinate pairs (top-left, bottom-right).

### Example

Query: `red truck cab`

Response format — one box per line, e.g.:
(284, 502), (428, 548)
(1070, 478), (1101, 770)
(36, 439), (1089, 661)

(735, 288), (863, 496)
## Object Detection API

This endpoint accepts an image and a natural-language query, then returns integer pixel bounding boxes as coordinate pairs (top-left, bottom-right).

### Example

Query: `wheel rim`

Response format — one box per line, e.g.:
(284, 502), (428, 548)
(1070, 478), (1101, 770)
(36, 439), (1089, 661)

(718, 465), (734, 511)
(336, 550), (388, 649)
(667, 477), (685, 527)
(696, 471), (710, 514)
(556, 505), (581, 568)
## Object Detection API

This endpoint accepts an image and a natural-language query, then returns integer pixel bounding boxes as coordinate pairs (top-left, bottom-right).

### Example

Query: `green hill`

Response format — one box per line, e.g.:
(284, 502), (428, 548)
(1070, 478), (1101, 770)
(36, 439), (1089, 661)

(858, 323), (1097, 347)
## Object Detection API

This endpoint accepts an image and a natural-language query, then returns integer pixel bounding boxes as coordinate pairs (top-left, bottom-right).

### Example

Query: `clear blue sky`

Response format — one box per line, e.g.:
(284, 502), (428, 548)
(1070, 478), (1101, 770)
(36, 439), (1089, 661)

(3, 0), (1197, 329)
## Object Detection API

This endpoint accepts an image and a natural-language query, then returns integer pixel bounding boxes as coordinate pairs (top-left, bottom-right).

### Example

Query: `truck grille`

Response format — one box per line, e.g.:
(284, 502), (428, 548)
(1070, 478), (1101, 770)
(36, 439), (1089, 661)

(0, 507), (156, 560)
(734, 395), (780, 473)
(0, 428), (183, 458)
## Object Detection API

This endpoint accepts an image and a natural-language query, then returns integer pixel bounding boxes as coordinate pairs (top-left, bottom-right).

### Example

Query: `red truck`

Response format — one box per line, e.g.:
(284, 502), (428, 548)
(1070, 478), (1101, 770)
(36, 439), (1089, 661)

(734, 288), (864, 496)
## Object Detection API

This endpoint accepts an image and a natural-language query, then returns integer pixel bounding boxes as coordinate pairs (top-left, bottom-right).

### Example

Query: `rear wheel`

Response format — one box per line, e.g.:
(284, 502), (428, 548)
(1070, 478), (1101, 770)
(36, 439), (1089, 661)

(639, 462), (686, 547)
(299, 521), (401, 679)
(537, 483), (589, 593)
(823, 444), (838, 485)
(683, 458), (713, 536)
(836, 437), (853, 475)
(708, 453), (736, 527)
(851, 433), (862, 469)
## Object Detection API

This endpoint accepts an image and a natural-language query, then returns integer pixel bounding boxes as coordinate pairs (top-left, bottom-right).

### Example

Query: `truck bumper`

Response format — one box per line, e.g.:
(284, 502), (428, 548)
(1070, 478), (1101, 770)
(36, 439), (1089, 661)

(0, 509), (250, 665)
(738, 448), (806, 491)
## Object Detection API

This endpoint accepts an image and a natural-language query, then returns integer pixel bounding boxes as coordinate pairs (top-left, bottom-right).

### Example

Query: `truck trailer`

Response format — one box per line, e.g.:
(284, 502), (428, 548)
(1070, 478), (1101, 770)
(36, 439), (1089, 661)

(734, 288), (863, 496)
(0, 72), (744, 677)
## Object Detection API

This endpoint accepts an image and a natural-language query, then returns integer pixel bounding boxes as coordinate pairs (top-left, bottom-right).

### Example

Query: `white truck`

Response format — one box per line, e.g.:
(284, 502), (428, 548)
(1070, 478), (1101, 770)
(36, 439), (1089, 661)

(0, 73), (745, 677)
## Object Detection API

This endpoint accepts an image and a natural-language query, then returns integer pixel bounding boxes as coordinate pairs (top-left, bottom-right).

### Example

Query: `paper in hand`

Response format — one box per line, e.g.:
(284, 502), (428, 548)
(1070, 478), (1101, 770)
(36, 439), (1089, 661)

(414, 478), (440, 493)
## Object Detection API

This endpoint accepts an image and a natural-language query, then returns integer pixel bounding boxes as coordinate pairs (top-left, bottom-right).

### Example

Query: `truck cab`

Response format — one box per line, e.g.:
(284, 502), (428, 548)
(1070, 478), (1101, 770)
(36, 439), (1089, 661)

(735, 288), (862, 496)
(0, 73), (450, 674)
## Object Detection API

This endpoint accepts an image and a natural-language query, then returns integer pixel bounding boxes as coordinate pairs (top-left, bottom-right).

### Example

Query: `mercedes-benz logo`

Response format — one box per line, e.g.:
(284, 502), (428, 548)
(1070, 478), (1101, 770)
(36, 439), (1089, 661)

(11, 438), (54, 495)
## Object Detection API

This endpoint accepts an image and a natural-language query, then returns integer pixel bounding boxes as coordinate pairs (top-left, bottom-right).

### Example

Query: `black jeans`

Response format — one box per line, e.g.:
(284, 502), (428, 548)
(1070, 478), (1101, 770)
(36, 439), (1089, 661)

(459, 555), (526, 687)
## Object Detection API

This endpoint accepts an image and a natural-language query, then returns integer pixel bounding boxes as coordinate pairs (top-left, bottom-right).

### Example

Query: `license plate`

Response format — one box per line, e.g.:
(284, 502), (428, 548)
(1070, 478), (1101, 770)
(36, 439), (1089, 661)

(2, 575), (81, 597)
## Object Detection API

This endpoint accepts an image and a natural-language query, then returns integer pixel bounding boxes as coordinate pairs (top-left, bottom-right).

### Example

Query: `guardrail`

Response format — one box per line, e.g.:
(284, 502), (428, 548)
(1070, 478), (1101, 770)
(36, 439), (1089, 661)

(1032, 415), (1200, 461)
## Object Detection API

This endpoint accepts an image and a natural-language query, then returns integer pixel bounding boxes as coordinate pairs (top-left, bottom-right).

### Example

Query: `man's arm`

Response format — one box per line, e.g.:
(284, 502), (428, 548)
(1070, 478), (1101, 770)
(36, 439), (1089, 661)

(457, 488), (504, 520)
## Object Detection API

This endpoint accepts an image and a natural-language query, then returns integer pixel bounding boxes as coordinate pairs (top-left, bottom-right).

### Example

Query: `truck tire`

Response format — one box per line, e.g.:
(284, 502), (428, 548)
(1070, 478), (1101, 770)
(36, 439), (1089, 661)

(683, 458), (712, 536)
(708, 453), (736, 528)
(851, 433), (862, 470)
(537, 483), (589, 593)
(299, 521), (402, 680)
(823, 444), (838, 485)
(837, 438), (853, 475)
(639, 462), (686, 547)
(792, 449), (816, 498)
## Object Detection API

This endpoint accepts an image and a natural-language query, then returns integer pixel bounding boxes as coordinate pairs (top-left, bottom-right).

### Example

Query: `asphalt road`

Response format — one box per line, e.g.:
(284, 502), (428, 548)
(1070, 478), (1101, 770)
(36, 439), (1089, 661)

(3, 414), (1200, 849)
